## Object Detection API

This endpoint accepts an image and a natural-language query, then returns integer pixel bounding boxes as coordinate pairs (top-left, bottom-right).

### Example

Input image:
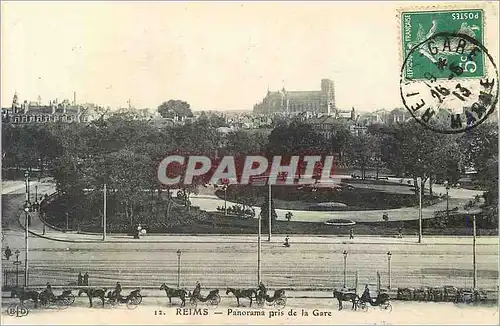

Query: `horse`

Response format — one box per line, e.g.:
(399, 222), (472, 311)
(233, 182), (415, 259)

(160, 283), (188, 307)
(78, 288), (107, 308)
(333, 289), (358, 310)
(226, 288), (257, 307)
(10, 288), (39, 307)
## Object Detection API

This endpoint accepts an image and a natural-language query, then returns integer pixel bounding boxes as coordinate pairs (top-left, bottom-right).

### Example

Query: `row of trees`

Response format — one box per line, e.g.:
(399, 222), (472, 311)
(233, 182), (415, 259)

(2, 106), (498, 228)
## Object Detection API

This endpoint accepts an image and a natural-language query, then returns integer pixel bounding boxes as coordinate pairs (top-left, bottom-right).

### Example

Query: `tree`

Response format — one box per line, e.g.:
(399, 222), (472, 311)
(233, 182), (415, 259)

(224, 130), (267, 156)
(267, 121), (327, 156)
(197, 111), (228, 128)
(344, 133), (381, 179)
(380, 121), (461, 196)
(157, 100), (193, 119)
(459, 122), (498, 226)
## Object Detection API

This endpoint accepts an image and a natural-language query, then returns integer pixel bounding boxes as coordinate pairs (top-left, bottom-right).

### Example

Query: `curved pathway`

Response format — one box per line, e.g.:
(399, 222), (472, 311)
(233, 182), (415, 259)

(187, 177), (484, 223)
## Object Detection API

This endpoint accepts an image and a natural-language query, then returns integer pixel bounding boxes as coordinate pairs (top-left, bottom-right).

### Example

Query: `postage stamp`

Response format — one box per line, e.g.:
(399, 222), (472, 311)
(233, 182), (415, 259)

(400, 8), (499, 133)
(1, 2), (499, 326)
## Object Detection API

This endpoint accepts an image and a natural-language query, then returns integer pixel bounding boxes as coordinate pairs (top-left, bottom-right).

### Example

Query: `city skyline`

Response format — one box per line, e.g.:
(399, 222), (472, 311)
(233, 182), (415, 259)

(2, 1), (499, 112)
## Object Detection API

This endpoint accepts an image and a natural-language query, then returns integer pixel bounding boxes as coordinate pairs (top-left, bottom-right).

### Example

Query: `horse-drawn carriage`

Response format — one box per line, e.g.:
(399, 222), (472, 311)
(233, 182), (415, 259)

(443, 286), (459, 302)
(357, 292), (392, 312)
(78, 287), (142, 309)
(38, 289), (75, 309)
(396, 287), (414, 301)
(455, 288), (488, 304)
(413, 287), (430, 301)
(189, 289), (221, 308)
(429, 286), (445, 301)
(333, 288), (392, 312)
(255, 289), (286, 309)
(105, 288), (142, 309)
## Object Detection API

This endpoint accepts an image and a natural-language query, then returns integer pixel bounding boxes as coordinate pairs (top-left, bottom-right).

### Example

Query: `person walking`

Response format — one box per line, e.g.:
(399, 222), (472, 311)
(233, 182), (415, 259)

(349, 228), (354, 239)
(78, 272), (83, 286)
(398, 227), (403, 238)
(4, 246), (12, 260)
(135, 224), (142, 239)
(83, 272), (89, 286)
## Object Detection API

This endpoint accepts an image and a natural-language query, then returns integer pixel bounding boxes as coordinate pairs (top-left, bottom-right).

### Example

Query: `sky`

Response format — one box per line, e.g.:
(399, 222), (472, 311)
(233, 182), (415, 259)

(1, 1), (499, 112)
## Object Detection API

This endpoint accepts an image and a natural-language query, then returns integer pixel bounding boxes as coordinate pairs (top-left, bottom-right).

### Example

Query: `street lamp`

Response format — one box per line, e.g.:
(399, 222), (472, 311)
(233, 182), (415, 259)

(13, 250), (21, 287)
(343, 250), (348, 288)
(465, 202), (478, 290)
(387, 251), (392, 290)
(24, 171), (30, 203)
(444, 181), (450, 218)
(223, 185), (227, 216)
(23, 203), (30, 287)
(472, 214), (477, 290)
(177, 249), (181, 288)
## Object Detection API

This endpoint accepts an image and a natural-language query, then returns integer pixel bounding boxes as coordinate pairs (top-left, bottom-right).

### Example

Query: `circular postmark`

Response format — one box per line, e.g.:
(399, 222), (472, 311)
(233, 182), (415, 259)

(400, 32), (499, 134)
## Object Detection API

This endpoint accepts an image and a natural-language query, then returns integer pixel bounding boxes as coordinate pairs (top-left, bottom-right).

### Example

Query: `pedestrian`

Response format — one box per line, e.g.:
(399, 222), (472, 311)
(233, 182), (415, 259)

(349, 228), (354, 239)
(136, 224), (142, 239)
(78, 272), (83, 286)
(83, 272), (89, 286)
(4, 246), (12, 260)
(398, 227), (403, 238)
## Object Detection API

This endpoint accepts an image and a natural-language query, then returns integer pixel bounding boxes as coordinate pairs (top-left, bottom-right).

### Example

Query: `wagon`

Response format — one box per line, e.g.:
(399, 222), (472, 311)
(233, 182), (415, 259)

(429, 287), (444, 302)
(443, 286), (459, 302)
(413, 287), (430, 301)
(456, 288), (475, 303)
(396, 287), (414, 301)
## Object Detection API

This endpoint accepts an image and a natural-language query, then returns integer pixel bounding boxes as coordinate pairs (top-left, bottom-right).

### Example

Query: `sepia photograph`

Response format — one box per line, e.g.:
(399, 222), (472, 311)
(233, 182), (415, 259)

(1, 1), (499, 325)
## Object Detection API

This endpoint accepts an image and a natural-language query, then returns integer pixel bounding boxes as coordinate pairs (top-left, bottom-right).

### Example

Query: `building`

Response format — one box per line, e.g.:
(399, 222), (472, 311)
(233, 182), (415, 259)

(253, 79), (336, 115)
(357, 108), (411, 126)
(2, 93), (98, 124)
(304, 108), (357, 139)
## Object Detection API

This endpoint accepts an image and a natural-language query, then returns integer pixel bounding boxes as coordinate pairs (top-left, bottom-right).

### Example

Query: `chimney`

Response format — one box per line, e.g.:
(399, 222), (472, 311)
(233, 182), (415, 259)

(73, 92), (76, 105)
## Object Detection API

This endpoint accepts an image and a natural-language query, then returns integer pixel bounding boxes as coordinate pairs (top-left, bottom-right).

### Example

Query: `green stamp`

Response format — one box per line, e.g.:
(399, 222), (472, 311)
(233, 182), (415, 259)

(401, 9), (484, 80)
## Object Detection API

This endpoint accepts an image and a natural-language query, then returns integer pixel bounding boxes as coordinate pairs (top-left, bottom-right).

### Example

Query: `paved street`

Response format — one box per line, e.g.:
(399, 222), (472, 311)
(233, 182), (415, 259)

(1, 179), (498, 293)
(2, 295), (498, 325)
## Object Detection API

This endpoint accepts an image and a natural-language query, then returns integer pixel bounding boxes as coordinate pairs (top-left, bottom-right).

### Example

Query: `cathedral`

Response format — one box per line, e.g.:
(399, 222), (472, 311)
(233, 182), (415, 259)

(253, 79), (336, 115)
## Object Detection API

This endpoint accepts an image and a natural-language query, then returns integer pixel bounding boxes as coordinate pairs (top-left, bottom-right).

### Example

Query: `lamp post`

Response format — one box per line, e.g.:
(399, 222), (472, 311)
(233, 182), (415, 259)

(472, 213), (477, 289)
(444, 181), (450, 218)
(65, 212), (69, 232)
(257, 195), (262, 285)
(417, 177), (422, 243)
(223, 185), (227, 216)
(343, 250), (348, 288)
(23, 203), (30, 287)
(177, 250), (181, 287)
(268, 182), (272, 242)
(387, 251), (392, 290)
(465, 203), (478, 290)
(13, 250), (21, 287)
(24, 171), (30, 204)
